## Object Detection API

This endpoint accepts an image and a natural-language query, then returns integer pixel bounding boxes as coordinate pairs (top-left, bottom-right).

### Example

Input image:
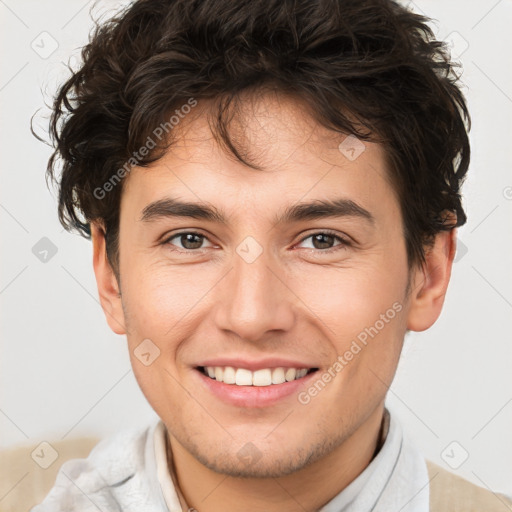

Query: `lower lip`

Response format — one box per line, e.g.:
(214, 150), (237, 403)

(195, 369), (318, 408)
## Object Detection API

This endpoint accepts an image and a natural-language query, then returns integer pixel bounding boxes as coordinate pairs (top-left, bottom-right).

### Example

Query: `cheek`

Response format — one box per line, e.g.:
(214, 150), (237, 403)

(291, 261), (407, 339)
(129, 354), (185, 430)
(121, 260), (210, 339)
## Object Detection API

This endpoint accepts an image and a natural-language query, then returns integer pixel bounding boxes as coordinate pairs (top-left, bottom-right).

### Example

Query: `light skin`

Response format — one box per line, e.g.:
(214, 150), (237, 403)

(91, 90), (456, 511)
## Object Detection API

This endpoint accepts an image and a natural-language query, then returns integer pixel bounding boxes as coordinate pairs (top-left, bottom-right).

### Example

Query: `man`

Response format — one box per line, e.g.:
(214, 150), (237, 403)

(31, 0), (511, 510)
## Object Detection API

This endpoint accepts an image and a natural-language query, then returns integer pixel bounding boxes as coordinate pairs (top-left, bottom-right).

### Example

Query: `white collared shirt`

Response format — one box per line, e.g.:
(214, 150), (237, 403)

(31, 407), (430, 511)
(153, 408), (430, 512)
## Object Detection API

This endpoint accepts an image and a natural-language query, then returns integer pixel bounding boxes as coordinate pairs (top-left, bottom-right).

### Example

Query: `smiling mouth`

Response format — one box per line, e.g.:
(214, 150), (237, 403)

(197, 366), (318, 386)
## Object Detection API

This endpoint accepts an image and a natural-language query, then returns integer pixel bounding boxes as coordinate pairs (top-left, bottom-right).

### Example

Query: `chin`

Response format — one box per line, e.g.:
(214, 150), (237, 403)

(198, 452), (310, 479)
(185, 434), (343, 479)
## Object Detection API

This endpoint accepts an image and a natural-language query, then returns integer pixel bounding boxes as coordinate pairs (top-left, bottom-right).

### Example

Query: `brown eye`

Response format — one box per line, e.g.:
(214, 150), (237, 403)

(297, 231), (349, 252)
(311, 233), (336, 250)
(164, 232), (213, 251)
(179, 233), (204, 249)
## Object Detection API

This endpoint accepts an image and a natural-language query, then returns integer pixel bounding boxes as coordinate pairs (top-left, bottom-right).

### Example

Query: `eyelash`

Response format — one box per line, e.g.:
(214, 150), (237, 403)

(161, 230), (351, 255)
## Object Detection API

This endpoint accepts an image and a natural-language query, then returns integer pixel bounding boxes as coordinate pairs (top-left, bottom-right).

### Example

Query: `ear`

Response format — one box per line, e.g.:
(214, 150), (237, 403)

(90, 221), (127, 335)
(406, 228), (457, 332)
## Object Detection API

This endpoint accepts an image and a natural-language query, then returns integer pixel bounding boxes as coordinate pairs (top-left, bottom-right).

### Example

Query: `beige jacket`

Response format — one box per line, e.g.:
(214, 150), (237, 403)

(425, 460), (512, 511)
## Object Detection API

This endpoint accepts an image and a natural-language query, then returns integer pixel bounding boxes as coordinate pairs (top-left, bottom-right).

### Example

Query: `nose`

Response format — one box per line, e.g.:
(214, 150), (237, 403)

(213, 243), (295, 343)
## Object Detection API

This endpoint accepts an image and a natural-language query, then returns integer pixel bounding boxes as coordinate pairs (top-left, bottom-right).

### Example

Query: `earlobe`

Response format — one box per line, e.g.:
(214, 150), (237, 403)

(90, 222), (127, 335)
(406, 228), (457, 332)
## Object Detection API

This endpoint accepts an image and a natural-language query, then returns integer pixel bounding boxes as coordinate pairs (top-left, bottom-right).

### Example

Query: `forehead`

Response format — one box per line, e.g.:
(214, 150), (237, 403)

(120, 92), (399, 225)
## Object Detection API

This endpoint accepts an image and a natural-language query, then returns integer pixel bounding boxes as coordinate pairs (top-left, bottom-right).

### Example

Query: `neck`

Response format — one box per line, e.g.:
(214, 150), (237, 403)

(167, 405), (386, 512)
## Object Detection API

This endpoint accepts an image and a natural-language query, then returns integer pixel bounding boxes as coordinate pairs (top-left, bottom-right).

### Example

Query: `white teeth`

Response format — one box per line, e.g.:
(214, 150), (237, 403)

(285, 368), (297, 381)
(271, 367), (286, 384)
(223, 366), (236, 384)
(252, 369), (272, 386)
(235, 368), (253, 386)
(203, 366), (311, 386)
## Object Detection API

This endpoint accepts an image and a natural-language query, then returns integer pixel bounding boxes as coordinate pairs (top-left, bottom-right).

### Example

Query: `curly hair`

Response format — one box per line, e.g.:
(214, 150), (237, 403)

(38, 0), (470, 278)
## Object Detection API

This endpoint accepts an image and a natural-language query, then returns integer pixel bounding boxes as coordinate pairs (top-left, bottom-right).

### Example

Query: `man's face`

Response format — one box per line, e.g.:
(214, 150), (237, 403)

(112, 92), (413, 477)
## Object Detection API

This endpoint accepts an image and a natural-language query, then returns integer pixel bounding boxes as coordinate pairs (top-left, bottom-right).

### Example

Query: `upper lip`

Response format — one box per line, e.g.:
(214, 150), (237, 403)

(196, 357), (318, 371)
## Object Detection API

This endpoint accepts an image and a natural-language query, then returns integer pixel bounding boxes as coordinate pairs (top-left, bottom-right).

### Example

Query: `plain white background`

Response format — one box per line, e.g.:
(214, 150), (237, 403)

(1, 0), (511, 497)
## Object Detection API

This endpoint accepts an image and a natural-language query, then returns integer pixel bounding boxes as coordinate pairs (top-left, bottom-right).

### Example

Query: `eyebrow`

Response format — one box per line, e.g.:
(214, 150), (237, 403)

(140, 197), (375, 225)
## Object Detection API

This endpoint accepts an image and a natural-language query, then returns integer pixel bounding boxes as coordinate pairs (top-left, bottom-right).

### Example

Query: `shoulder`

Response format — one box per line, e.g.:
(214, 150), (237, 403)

(30, 419), (161, 512)
(84, 420), (154, 483)
(426, 459), (512, 512)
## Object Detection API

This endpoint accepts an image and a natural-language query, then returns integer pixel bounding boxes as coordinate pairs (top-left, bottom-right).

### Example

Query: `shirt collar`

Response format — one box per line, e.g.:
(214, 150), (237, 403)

(153, 407), (429, 512)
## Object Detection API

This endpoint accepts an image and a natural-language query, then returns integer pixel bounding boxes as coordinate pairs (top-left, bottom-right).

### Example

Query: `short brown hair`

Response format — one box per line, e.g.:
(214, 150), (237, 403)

(38, 0), (470, 277)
